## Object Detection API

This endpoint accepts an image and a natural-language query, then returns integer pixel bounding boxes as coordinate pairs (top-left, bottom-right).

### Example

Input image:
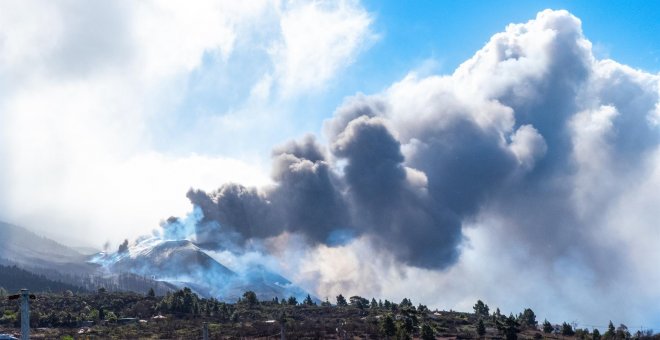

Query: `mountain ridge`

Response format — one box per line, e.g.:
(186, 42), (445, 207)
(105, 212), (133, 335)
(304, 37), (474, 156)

(0, 221), (95, 275)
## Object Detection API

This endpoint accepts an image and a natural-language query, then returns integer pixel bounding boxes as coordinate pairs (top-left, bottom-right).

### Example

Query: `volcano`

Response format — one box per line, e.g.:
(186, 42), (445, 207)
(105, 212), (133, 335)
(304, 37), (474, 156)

(90, 237), (314, 302)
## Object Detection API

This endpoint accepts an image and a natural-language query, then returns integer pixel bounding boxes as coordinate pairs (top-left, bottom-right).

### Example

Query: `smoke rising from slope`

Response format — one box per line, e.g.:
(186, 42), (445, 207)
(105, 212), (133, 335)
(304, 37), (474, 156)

(188, 10), (660, 284)
(188, 134), (352, 250)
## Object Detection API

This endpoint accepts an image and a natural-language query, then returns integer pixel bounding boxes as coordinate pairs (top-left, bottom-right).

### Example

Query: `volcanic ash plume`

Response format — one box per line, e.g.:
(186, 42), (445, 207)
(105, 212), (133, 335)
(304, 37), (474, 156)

(187, 10), (660, 288)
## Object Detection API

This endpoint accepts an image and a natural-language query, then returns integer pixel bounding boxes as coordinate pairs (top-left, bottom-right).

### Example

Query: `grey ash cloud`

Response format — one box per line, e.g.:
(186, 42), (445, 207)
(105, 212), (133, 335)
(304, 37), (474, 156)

(186, 112), (468, 269)
(187, 135), (351, 252)
(184, 9), (660, 280)
(330, 115), (463, 268)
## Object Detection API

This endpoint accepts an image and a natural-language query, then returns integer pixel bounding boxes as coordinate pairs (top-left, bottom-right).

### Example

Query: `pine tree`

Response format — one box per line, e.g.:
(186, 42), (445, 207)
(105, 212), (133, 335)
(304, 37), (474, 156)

(473, 300), (490, 317)
(242, 291), (258, 307)
(605, 321), (615, 339)
(504, 314), (520, 340)
(521, 308), (537, 328)
(287, 296), (297, 305)
(477, 319), (486, 337)
(543, 319), (554, 333)
(562, 322), (575, 336)
(593, 328), (601, 340)
(380, 314), (396, 339)
(396, 323), (412, 340)
(336, 294), (348, 307)
(371, 298), (378, 309)
(303, 294), (315, 306)
(493, 307), (502, 323)
(421, 324), (435, 340)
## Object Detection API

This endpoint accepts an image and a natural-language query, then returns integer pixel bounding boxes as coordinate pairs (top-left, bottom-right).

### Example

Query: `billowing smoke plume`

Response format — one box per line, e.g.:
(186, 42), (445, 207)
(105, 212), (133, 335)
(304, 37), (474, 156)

(188, 134), (352, 250)
(187, 9), (660, 280)
(188, 114), (467, 268)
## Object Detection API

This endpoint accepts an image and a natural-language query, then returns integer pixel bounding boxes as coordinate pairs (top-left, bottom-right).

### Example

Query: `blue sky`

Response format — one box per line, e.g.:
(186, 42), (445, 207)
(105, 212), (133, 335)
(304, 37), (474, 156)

(363, 1), (660, 75)
(342, 0), (660, 114)
(164, 1), (660, 161)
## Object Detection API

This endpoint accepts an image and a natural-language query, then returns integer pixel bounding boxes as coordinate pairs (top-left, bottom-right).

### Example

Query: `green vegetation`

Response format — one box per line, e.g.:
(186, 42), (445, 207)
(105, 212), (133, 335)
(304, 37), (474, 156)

(380, 314), (396, 338)
(474, 299), (490, 317)
(562, 322), (575, 336)
(545, 319), (556, 333)
(593, 328), (602, 340)
(477, 318), (486, 337)
(421, 322), (435, 340)
(0, 290), (657, 339)
(336, 293), (347, 307)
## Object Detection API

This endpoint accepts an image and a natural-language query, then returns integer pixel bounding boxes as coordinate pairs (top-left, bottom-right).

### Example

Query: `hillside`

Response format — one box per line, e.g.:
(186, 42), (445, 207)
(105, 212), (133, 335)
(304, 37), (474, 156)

(0, 221), (177, 297)
(0, 221), (312, 303)
(0, 221), (91, 274)
(0, 290), (655, 339)
(0, 264), (86, 294)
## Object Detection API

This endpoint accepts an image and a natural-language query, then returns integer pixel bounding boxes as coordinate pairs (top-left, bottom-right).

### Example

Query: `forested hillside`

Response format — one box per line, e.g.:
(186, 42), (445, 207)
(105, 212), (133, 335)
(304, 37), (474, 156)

(0, 264), (86, 294)
(0, 289), (656, 339)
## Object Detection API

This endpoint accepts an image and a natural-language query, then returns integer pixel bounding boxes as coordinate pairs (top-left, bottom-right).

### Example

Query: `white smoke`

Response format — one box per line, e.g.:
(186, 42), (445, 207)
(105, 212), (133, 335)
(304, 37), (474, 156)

(254, 9), (660, 327)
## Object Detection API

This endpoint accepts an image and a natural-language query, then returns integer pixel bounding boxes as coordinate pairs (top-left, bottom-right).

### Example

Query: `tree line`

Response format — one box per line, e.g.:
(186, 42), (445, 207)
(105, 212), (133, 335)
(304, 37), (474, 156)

(1, 286), (657, 339)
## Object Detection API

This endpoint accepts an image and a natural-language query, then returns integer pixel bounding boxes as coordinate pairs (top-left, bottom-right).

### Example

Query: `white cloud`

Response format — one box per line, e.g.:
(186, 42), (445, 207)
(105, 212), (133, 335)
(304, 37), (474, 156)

(0, 1), (374, 246)
(509, 124), (547, 170)
(267, 9), (660, 326)
(132, 1), (269, 81)
(271, 0), (374, 97)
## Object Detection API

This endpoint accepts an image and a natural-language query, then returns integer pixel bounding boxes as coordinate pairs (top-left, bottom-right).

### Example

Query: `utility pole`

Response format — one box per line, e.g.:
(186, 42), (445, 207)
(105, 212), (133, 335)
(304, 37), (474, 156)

(20, 289), (29, 340)
(277, 310), (286, 340)
(7, 289), (35, 340)
(202, 322), (209, 340)
(280, 320), (286, 340)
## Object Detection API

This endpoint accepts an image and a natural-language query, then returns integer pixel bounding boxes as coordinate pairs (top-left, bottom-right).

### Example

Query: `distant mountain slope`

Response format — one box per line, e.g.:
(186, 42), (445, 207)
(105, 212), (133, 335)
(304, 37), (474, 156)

(0, 221), (84, 263)
(0, 221), (92, 274)
(0, 221), (314, 302)
(0, 221), (179, 296)
(91, 238), (316, 302)
(0, 264), (86, 293)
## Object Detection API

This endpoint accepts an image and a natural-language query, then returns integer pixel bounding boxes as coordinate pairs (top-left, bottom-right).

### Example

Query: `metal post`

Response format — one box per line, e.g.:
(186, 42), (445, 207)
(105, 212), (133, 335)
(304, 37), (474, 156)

(202, 322), (208, 340)
(20, 289), (29, 340)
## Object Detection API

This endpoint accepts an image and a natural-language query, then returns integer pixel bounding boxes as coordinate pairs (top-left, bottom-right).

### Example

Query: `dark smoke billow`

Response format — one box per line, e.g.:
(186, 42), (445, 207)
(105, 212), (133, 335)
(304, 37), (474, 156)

(187, 135), (352, 253)
(186, 113), (468, 269)
(187, 9), (660, 275)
